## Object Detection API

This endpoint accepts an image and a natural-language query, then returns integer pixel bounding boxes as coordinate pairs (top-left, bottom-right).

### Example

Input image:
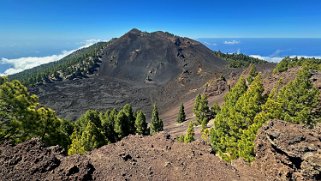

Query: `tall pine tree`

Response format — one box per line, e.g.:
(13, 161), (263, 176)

(135, 110), (148, 135)
(114, 111), (129, 139)
(150, 104), (163, 135)
(122, 104), (136, 134)
(177, 103), (186, 123)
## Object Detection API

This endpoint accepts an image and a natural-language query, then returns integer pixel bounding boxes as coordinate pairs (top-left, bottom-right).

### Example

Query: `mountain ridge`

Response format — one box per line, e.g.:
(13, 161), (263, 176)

(9, 29), (270, 122)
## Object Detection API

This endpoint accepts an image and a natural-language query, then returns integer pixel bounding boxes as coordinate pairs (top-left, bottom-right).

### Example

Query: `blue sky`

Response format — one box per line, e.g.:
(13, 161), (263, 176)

(1, 0), (321, 43)
(1, 0), (321, 75)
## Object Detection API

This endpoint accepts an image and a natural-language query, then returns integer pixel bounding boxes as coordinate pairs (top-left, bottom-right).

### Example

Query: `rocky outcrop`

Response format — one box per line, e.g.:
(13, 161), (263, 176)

(204, 76), (227, 97)
(254, 120), (321, 180)
(0, 138), (95, 181)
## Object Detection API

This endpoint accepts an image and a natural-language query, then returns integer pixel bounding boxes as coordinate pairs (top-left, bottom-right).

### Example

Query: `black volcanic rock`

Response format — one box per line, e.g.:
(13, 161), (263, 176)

(98, 29), (226, 84)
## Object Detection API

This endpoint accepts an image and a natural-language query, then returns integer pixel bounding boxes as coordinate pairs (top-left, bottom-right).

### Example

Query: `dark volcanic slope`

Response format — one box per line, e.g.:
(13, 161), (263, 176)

(34, 29), (228, 120)
(98, 29), (226, 84)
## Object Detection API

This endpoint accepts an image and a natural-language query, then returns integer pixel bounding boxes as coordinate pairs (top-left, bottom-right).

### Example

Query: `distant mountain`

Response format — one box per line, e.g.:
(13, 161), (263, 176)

(9, 29), (270, 120)
(10, 28), (230, 86)
(95, 28), (227, 84)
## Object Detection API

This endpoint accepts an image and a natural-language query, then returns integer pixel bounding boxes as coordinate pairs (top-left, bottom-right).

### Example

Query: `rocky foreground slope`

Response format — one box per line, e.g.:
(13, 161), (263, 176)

(1, 120), (320, 181)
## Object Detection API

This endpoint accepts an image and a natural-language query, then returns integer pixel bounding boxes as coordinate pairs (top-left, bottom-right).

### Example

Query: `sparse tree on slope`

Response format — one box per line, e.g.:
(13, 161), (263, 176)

(184, 122), (195, 143)
(177, 103), (186, 123)
(150, 104), (163, 135)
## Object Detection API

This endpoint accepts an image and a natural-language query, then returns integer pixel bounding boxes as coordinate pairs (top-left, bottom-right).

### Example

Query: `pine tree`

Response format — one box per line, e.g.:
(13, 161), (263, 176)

(193, 94), (201, 117)
(135, 110), (148, 135)
(184, 122), (195, 143)
(193, 94), (210, 124)
(176, 103), (186, 123)
(269, 68), (320, 126)
(100, 109), (117, 142)
(246, 64), (257, 84)
(114, 111), (129, 139)
(81, 121), (107, 151)
(37, 107), (70, 149)
(235, 73), (265, 127)
(210, 76), (247, 157)
(76, 110), (102, 132)
(122, 104), (136, 134)
(210, 74), (264, 161)
(150, 104), (163, 135)
(68, 131), (85, 155)
(201, 117), (210, 143)
(0, 79), (70, 147)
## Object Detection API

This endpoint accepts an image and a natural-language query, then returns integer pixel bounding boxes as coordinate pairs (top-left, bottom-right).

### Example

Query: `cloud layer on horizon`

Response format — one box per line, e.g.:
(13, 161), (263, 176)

(0, 39), (103, 76)
(250, 55), (321, 63)
(224, 40), (240, 45)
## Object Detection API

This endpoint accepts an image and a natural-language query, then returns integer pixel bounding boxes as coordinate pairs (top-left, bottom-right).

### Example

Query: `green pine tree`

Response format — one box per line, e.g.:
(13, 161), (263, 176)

(122, 104), (136, 134)
(100, 109), (117, 142)
(75, 110), (102, 132)
(184, 122), (195, 143)
(193, 94), (201, 117)
(68, 130), (85, 155)
(193, 94), (210, 124)
(269, 68), (320, 126)
(135, 110), (148, 135)
(150, 104), (163, 135)
(246, 64), (258, 84)
(210, 74), (264, 161)
(0, 79), (70, 147)
(81, 121), (107, 151)
(114, 111), (129, 139)
(176, 103), (186, 123)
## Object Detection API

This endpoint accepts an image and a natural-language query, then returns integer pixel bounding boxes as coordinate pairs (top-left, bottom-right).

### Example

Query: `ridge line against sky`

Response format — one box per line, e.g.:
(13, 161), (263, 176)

(1, 0), (321, 74)
(2, 37), (321, 75)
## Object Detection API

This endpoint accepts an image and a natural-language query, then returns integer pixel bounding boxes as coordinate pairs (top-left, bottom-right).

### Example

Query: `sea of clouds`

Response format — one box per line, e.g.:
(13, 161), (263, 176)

(1, 38), (321, 76)
(249, 55), (321, 63)
(0, 39), (103, 76)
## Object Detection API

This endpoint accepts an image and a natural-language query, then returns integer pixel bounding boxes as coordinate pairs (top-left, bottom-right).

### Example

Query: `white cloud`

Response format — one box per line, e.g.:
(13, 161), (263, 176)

(0, 39), (103, 76)
(250, 55), (283, 63)
(250, 55), (321, 63)
(224, 40), (240, 45)
(202, 41), (217, 46)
